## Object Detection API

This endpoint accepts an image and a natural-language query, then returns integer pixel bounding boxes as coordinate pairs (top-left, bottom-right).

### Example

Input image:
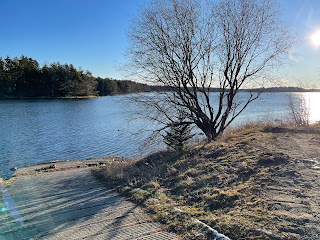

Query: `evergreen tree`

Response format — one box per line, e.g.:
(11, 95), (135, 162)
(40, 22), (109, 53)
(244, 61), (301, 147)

(0, 55), (148, 98)
(163, 116), (195, 152)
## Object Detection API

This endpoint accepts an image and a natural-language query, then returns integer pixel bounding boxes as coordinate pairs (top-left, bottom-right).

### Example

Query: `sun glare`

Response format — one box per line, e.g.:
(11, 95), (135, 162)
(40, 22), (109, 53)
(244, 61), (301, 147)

(307, 93), (320, 124)
(311, 29), (320, 48)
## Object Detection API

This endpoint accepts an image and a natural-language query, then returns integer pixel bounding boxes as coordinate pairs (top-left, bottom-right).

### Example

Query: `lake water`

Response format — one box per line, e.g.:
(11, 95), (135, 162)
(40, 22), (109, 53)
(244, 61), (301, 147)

(1, 92), (319, 178)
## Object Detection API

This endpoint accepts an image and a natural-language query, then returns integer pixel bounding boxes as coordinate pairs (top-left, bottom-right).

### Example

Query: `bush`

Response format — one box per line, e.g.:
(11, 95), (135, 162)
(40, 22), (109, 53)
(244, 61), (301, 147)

(287, 93), (310, 126)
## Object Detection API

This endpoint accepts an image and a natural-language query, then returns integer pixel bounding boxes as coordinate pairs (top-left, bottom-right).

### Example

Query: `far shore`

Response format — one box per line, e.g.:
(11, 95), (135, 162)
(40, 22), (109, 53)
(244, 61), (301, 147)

(1, 86), (320, 100)
(0, 95), (99, 100)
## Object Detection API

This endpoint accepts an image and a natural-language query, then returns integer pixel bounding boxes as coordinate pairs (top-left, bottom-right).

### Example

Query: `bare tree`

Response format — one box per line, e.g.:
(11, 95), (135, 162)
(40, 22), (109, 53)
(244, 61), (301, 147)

(126, 0), (294, 141)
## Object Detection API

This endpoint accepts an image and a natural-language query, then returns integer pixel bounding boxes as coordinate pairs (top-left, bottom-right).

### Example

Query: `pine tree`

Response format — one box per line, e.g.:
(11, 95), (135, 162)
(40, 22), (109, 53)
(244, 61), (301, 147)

(163, 116), (195, 152)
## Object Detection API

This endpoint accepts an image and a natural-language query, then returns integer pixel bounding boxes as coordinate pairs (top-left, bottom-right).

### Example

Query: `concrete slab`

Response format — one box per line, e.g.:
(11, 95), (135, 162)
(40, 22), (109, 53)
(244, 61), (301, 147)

(0, 164), (180, 240)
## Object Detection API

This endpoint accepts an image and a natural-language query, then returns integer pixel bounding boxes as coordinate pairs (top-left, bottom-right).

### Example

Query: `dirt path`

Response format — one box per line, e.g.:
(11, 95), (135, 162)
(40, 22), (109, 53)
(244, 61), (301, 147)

(0, 160), (179, 240)
(254, 127), (320, 239)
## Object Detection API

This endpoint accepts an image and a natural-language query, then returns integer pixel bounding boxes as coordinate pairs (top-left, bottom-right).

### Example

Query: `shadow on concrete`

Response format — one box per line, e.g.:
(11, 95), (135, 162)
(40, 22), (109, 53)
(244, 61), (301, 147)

(0, 169), (162, 240)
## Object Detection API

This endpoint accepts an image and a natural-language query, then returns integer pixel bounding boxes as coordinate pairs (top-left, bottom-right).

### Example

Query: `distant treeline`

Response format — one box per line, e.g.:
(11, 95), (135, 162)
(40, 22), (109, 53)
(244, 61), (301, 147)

(0, 56), (149, 98)
(1, 56), (317, 98)
(248, 87), (320, 92)
(96, 77), (149, 96)
(150, 86), (320, 92)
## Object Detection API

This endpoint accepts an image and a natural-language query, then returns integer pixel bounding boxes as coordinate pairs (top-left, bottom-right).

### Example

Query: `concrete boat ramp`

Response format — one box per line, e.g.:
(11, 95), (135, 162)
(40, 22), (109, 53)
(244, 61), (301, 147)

(0, 159), (179, 240)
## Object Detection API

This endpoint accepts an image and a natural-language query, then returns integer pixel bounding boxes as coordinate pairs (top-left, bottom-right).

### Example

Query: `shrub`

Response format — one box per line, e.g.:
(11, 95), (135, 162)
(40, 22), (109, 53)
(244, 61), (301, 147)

(287, 93), (310, 126)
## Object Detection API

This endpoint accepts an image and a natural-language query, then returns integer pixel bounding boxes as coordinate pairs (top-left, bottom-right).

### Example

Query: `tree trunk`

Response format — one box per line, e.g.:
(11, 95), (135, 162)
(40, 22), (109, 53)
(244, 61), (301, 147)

(197, 123), (218, 142)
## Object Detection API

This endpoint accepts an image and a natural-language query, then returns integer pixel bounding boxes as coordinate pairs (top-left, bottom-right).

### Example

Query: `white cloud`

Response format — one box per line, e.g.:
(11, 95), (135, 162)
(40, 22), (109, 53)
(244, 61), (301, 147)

(279, 78), (290, 83)
(288, 48), (302, 62)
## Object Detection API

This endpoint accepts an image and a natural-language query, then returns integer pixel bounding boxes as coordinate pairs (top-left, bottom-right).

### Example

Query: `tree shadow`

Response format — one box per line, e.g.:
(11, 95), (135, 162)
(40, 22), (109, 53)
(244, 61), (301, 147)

(0, 169), (155, 239)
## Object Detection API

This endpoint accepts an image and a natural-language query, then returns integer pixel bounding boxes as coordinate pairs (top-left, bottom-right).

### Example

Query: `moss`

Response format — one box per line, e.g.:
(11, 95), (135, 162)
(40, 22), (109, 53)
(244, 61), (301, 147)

(127, 188), (151, 203)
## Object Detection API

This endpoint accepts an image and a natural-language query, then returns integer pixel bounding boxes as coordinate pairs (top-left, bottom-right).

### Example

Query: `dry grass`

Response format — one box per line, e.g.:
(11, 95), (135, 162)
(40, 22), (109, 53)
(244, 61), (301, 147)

(219, 119), (284, 141)
(94, 159), (138, 186)
(93, 122), (320, 240)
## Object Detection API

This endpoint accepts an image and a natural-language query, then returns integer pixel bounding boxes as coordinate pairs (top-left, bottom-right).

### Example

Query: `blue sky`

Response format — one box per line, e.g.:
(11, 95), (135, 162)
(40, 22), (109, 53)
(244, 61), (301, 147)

(280, 0), (320, 88)
(0, 0), (140, 79)
(0, 0), (319, 87)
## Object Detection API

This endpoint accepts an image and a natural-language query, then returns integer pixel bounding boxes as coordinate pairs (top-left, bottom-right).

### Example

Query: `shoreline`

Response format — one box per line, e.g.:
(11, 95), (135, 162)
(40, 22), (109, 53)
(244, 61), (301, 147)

(0, 95), (99, 100)
(2, 157), (123, 183)
(0, 91), (150, 99)
(1, 89), (320, 100)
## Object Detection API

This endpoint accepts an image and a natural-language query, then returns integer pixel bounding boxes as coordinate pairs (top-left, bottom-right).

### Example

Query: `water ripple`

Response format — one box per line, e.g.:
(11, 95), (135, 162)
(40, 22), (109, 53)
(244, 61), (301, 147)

(1, 93), (319, 178)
